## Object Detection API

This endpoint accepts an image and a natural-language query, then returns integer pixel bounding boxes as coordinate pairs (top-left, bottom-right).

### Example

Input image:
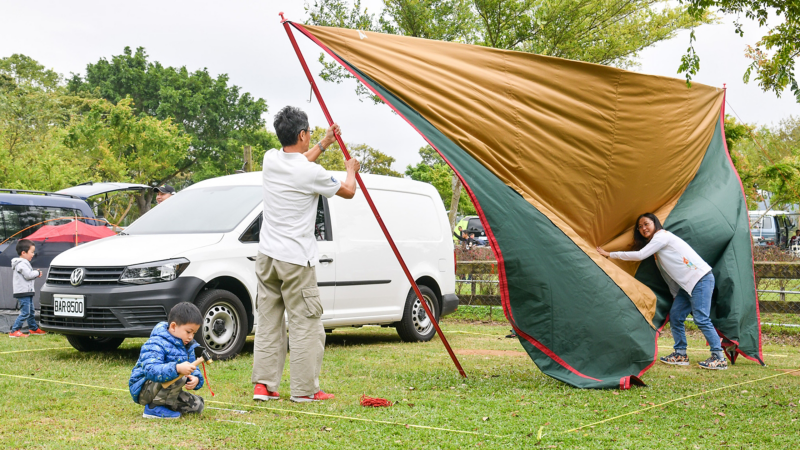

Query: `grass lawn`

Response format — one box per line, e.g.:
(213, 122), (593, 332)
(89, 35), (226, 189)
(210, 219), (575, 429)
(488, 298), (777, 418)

(1, 319), (798, 449)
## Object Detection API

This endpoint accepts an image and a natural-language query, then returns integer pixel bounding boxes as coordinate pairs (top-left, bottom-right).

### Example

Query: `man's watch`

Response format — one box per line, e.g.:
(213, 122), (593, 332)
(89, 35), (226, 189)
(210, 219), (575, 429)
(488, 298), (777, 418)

(318, 141), (328, 153)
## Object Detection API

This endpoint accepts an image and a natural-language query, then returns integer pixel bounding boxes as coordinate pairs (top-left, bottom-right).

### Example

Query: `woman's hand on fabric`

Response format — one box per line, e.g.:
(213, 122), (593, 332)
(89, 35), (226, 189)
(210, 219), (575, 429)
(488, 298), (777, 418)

(596, 246), (611, 257)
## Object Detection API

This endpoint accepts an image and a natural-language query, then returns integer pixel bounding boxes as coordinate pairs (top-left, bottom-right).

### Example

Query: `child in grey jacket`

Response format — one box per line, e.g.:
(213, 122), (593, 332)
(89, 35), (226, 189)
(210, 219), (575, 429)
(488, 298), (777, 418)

(9, 239), (45, 338)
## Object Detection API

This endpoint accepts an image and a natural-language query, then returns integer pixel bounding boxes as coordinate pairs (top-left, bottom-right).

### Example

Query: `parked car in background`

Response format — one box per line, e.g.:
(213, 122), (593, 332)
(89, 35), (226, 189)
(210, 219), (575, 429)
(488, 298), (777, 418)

(749, 210), (796, 248)
(0, 183), (149, 310)
(39, 172), (458, 359)
(454, 215), (488, 245)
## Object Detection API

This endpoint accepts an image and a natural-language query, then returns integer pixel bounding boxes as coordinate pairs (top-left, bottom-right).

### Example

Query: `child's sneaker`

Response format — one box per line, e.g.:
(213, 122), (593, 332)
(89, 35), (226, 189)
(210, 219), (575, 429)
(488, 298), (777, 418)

(699, 354), (728, 370)
(8, 330), (28, 338)
(143, 404), (181, 419)
(253, 383), (280, 401)
(659, 351), (689, 366)
(290, 391), (335, 403)
(28, 329), (46, 336)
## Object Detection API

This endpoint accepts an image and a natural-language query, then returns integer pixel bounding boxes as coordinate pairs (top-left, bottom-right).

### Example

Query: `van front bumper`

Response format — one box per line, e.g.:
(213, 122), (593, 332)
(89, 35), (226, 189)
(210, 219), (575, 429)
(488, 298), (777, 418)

(38, 276), (206, 337)
(441, 293), (459, 316)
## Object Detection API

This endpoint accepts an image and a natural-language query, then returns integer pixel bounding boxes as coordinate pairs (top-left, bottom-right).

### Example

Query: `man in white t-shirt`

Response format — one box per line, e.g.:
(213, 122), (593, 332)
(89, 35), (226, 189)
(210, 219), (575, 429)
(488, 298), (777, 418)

(252, 106), (359, 403)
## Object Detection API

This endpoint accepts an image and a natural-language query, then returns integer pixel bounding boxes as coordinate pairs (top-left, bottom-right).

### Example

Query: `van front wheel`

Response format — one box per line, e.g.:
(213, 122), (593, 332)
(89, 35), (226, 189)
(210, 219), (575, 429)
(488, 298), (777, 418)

(396, 286), (440, 342)
(66, 335), (125, 352)
(195, 289), (247, 361)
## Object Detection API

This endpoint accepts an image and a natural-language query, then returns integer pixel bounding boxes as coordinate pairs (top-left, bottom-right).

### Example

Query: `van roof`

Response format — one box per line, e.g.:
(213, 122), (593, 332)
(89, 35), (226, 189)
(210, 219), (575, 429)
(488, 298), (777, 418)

(749, 210), (798, 216)
(186, 171), (436, 196)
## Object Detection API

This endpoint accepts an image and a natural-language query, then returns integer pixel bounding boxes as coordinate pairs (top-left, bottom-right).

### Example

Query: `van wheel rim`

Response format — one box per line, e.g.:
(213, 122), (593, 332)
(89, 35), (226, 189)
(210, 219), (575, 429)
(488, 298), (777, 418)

(203, 302), (238, 351)
(412, 295), (435, 334)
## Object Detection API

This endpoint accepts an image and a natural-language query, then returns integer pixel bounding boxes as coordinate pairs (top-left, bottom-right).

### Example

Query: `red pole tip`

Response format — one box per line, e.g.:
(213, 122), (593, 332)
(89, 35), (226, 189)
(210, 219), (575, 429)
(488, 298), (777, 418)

(279, 12), (286, 22)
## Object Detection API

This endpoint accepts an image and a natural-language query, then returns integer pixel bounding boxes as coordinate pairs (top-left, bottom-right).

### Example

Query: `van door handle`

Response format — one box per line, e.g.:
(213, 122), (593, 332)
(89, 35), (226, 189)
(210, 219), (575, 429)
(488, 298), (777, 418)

(319, 257), (334, 263)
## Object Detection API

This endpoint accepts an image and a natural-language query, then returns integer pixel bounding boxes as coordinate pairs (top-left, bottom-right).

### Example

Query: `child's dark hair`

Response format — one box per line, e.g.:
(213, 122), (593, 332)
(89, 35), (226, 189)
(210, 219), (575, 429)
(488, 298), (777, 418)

(16, 239), (35, 256)
(168, 302), (203, 326)
(632, 213), (664, 250)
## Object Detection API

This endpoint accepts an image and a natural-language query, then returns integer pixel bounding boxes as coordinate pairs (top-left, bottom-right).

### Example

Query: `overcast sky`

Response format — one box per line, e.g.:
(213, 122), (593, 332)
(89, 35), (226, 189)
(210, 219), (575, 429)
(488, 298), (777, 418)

(2, 1), (798, 173)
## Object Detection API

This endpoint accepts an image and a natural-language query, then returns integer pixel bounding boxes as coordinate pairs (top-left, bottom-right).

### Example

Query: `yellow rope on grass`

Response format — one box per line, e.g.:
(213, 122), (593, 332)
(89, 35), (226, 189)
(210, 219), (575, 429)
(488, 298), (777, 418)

(560, 368), (800, 434)
(0, 346), (73, 354)
(0, 373), (506, 439)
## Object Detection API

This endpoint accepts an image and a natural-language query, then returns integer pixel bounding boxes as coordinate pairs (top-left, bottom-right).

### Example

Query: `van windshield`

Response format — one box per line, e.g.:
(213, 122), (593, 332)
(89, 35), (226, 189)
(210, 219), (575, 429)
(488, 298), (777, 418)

(125, 186), (262, 235)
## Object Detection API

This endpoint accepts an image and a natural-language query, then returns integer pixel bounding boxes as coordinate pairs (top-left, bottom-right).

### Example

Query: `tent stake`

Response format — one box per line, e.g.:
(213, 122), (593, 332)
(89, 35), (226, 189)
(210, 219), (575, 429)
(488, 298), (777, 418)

(280, 12), (467, 378)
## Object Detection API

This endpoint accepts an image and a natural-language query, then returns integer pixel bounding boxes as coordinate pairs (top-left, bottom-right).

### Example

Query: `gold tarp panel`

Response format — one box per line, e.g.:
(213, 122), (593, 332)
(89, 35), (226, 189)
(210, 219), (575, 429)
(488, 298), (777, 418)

(302, 25), (724, 324)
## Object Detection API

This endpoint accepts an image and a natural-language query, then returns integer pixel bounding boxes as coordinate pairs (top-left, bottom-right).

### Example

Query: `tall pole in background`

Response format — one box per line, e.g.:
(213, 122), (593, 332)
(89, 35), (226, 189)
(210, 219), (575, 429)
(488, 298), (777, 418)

(279, 13), (467, 378)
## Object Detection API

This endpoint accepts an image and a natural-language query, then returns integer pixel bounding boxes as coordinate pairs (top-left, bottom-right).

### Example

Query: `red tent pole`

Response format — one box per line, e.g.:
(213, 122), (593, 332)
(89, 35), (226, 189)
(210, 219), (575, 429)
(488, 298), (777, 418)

(280, 13), (466, 378)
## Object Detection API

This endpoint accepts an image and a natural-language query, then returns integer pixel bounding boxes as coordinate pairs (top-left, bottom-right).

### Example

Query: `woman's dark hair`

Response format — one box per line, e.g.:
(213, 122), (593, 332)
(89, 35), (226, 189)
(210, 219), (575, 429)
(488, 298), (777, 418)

(632, 213), (664, 250)
(274, 106), (310, 147)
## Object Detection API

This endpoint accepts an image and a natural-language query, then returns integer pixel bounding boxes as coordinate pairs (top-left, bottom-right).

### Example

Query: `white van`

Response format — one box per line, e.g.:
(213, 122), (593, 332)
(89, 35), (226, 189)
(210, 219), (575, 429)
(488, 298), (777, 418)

(38, 172), (458, 359)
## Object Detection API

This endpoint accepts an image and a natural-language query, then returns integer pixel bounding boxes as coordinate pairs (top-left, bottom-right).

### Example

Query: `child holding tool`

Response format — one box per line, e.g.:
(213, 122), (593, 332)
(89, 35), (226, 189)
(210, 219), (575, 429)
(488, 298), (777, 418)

(9, 239), (45, 338)
(129, 302), (206, 419)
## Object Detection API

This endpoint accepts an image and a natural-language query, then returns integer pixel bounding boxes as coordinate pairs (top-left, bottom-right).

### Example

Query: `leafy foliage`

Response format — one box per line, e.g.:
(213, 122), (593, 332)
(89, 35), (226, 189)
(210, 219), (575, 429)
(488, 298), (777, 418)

(681, 1), (800, 101)
(66, 47), (273, 181)
(727, 115), (800, 210)
(405, 145), (475, 215)
(310, 126), (402, 176)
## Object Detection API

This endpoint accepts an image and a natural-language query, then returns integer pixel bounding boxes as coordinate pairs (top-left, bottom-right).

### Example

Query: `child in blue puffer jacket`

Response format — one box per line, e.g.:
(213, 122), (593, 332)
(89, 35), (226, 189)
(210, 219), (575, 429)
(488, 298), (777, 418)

(129, 302), (205, 419)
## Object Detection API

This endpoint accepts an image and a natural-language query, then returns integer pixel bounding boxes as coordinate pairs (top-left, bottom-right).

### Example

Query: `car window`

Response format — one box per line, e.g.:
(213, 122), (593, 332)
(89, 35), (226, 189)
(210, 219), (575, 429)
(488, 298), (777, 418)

(0, 205), (80, 241)
(239, 215), (261, 243)
(124, 186), (262, 235)
(749, 214), (773, 230)
(467, 218), (485, 235)
(314, 196), (332, 241)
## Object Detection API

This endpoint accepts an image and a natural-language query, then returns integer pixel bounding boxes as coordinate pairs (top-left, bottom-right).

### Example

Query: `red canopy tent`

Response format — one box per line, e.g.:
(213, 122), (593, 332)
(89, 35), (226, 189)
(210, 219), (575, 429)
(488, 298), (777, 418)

(26, 221), (116, 244)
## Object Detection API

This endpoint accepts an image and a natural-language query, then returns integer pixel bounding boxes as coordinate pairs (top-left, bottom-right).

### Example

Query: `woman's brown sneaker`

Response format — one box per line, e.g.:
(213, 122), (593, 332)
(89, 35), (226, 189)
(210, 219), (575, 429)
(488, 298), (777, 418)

(659, 352), (689, 366)
(699, 354), (728, 370)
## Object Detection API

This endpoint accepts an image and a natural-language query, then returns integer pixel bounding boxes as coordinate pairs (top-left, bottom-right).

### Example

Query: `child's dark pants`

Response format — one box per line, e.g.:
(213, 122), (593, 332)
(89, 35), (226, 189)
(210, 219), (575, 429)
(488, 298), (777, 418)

(137, 377), (204, 414)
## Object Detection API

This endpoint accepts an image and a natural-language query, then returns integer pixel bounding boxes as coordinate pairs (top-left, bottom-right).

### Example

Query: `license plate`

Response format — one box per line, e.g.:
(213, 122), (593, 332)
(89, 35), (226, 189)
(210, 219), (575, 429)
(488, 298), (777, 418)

(53, 295), (85, 317)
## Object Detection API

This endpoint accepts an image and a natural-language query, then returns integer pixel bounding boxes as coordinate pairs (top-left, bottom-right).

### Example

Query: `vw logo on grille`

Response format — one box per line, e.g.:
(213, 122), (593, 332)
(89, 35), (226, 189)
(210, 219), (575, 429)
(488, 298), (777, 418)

(70, 268), (86, 286)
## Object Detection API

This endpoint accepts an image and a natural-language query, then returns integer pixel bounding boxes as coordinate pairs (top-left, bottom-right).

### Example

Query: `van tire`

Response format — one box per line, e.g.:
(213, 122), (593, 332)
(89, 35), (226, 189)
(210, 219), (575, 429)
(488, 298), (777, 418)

(66, 335), (125, 352)
(195, 289), (247, 361)
(396, 286), (440, 342)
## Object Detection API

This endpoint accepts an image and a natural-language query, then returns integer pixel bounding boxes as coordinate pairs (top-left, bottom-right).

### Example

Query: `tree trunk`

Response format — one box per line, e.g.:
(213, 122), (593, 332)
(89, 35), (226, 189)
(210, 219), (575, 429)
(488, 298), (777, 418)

(135, 190), (154, 216)
(449, 174), (462, 230)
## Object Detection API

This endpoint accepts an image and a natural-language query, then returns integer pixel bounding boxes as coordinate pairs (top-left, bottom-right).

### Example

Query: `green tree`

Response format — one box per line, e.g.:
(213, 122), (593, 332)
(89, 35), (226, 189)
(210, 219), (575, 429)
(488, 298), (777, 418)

(64, 98), (191, 219)
(681, 1), (800, 102)
(309, 126), (402, 176)
(405, 145), (475, 215)
(66, 47), (272, 181)
(729, 116), (800, 210)
(307, 0), (711, 101)
(0, 55), (91, 191)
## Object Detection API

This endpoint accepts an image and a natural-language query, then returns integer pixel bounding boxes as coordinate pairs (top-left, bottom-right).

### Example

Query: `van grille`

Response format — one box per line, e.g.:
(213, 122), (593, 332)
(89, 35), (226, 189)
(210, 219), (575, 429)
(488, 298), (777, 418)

(47, 266), (125, 285)
(40, 305), (166, 329)
(40, 305), (123, 329)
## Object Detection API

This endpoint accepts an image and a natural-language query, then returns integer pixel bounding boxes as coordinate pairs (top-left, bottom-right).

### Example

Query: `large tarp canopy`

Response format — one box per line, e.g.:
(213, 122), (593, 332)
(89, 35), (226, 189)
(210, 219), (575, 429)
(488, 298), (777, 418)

(290, 23), (764, 388)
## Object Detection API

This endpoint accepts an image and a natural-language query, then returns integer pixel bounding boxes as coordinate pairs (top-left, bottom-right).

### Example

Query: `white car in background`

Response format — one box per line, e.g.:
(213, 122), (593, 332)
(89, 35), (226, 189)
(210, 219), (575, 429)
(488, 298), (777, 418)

(38, 172), (458, 359)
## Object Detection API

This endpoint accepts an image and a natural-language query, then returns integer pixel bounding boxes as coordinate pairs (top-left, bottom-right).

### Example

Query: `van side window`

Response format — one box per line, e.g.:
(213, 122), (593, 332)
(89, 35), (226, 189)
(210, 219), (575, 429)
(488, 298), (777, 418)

(0, 205), (79, 241)
(239, 215), (262, 243)
(315, 196), (332, 241)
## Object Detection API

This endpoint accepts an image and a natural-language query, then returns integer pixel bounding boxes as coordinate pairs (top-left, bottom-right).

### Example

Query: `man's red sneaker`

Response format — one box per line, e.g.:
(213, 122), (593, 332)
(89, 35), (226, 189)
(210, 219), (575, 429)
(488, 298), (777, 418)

(8, 330), (28, 338)
(28, 329), (46, 336)
(253, 384), (280, 401)
(290, 391), (335, 403)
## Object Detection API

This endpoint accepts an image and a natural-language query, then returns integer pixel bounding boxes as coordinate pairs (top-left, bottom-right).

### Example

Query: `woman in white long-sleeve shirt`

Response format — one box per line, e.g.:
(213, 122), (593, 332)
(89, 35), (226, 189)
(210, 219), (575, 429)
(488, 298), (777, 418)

(597, 213), (727, 370)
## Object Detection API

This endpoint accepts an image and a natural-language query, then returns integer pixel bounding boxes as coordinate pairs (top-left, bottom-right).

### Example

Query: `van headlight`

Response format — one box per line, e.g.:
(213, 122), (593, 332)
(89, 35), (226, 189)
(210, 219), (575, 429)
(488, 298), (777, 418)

(119, 258), (190, 285)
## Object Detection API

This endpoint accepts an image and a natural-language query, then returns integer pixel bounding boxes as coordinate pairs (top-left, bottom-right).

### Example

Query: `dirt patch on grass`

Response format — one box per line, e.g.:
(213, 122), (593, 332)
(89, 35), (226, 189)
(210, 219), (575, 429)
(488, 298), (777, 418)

(455, 349), (527, 357)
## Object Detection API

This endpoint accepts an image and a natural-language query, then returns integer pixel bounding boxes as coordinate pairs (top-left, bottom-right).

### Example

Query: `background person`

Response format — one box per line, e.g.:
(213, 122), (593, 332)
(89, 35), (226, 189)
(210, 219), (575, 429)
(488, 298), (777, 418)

(597, 213), (727, 370)
(8, 239), (45, 338)
(252, 106), (360, 403)
(154, 184), (176, 204)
